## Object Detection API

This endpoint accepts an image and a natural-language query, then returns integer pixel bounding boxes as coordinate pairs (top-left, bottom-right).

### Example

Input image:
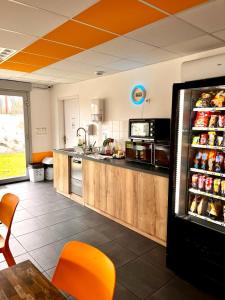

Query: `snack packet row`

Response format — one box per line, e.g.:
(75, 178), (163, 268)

(193, 150), (224, 172)
(195, 91), (225, 108)
(192, 132), (225, 146)
(191, 174), (225, 195)
(194, 112), (225, 128)
(189, 195), (224, 221)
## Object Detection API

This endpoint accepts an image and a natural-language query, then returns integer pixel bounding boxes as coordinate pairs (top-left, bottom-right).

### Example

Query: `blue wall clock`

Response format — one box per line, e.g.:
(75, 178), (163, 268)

(131, 84), (146, 105)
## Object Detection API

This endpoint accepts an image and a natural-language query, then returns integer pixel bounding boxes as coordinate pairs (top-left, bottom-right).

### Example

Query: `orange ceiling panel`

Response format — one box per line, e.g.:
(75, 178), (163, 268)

(23, 39), (83, 60)
(0, 61), (40, 72)
(73, 0), (167, 35)
(8, 52), (57, 67)
(44, 20), (117, 49)
(144, 0), (207, 14)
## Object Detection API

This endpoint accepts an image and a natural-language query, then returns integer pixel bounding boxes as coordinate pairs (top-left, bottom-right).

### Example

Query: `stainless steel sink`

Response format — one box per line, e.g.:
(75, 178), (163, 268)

(61, 148), (75, 152)
(57, 148), (95, 155)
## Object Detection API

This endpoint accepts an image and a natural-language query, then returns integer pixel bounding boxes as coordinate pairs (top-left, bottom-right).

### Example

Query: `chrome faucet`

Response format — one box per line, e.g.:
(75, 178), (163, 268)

(76, 127), (87, 147)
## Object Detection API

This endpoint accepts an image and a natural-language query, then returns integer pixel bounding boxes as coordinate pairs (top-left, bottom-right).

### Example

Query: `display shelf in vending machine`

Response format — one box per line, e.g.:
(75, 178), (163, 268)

(188, 211), (225, 227)
(193, 107), (225, 112)
(190, 168), (225, 178)
(189, 188), (225, 201)
(191, 144), (225, 150)
(192, 127), (225, 131)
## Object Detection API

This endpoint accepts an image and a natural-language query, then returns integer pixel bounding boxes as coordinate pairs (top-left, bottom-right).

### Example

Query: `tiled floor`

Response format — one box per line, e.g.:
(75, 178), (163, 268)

(0, 181), (218, 300)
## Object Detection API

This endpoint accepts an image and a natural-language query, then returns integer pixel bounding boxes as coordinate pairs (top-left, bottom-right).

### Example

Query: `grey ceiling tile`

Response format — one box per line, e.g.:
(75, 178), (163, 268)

(177, 0), (225, 33)
(125, 16), (205, 47)
(213, 29), (225, 41)
(13, 0), (99, 18)
(0, 0), (67, 36)
(166, 35), (225, 55)
(103, 59), (145, 71)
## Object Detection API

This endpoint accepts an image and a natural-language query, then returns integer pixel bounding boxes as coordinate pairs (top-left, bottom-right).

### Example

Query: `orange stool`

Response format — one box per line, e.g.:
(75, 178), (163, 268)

(0, 193), (19, 266)
(52, 241), (116, 300)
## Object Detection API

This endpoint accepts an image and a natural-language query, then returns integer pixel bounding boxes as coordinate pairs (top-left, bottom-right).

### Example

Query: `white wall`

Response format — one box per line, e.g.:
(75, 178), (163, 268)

(30, 88), (52, 153)
(50, 46), (225, 149)
(51, 58), (181, 148)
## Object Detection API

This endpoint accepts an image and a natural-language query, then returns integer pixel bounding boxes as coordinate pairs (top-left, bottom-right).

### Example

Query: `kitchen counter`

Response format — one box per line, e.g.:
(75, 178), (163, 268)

(53, 149), (169, 178)
(53, 149), (169, 245)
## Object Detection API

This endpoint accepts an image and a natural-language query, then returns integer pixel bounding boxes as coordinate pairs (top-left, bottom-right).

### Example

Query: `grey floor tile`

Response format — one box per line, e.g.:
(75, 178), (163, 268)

(13, 209), (34, 223)
(19, 197), (55, 209)
(12, 217), (45, 237)
(75, 211), (110, 227)
(98, 241), (137, 268)
(25, 201), (74, 217)
(8, 237), (27, 257)
(72, 228), (111, 247)
(0, 237), (26, 263)
(50, 218), (89, 240)
(93, 220), (127, 239)
(29, 237), (74, 271)
(45, 266), (55, 279)
(36, 205), (90, 227)
(114, 229), (158, 256)
(0, 238), (26, 263)
(117, 258), (173, 299)
(140, 246), (167, 269)
(114, 283), (140, 300)
(29, 243), (60, 271)
(17, 226), (60, 251)
(146, 277), (218, 300)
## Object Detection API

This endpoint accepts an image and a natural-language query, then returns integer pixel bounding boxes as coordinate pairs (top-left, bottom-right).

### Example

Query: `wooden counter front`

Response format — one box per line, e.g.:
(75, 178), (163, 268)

(53, 151), (169, 245)
(83, 159), (168, 244)
(53, 152), (70, 195)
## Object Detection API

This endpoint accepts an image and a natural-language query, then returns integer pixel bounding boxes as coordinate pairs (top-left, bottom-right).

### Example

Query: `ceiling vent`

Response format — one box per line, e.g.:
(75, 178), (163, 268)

(0, 48), (17, 62)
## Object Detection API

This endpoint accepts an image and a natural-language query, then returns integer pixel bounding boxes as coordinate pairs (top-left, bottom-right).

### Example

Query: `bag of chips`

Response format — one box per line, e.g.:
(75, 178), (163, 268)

(217, 115), (225, 128)
(209, 115), (218, 128)
(208, 131), (216, 146)
(194, 112), (210, 127)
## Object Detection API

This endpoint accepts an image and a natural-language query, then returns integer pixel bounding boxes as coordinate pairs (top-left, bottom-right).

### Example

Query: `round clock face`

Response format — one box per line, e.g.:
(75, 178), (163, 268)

(131, 85), (146, 105)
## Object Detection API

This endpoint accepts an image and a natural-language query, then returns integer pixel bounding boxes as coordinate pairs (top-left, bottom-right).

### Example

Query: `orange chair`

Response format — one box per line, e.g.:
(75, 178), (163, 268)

(0, 193), (19, 266)
(52, 241), (116, 300)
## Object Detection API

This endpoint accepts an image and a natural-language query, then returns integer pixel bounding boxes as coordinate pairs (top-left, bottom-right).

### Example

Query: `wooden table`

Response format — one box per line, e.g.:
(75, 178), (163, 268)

(0, 260), (66, 299)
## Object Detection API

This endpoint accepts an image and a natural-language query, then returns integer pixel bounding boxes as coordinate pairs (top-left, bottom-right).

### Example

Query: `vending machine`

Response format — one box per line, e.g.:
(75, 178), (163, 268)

(167, 76), (225, 296)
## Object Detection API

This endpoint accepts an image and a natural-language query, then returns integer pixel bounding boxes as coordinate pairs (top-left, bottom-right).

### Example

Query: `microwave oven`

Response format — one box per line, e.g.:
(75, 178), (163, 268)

(129, 118), (170, 142)
(125, 141), (170, 168)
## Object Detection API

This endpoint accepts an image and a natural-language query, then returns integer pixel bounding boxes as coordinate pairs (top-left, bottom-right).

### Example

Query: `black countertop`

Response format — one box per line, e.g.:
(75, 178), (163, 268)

(53, 149), (169, 178)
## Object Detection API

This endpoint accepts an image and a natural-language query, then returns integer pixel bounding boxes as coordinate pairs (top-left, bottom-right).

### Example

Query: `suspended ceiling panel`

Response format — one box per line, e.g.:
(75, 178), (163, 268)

(125, 16), (205, 47)
(73, 0), (167, 35)
(0, 28), (36, 51)
(13, 0), (100, 18)
(0, 61), (40, 72)
(43, 20), (117, 48)
(144, 0), (207, 14)
(177, 0), (225, 33)
(0, 0), (67, 36)
(23, 39), (83, 60)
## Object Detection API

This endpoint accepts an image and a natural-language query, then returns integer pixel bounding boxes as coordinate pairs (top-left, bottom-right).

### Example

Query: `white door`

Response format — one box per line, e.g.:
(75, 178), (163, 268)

(64, 98), (80, 148)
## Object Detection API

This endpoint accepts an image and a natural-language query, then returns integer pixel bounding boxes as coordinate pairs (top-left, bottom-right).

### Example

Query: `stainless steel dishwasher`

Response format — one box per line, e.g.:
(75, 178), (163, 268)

(71, 155), (82, 196)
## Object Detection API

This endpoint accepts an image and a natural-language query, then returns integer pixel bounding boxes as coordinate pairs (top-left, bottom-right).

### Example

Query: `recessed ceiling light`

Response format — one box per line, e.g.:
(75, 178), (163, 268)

(95, 70), (105, 76)
(0, 48), (17, 63)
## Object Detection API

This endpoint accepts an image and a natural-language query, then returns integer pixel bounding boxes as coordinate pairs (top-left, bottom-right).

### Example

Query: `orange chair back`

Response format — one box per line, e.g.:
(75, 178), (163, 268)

(52, 241), (116, 300)
(0, 193), (19, 229)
